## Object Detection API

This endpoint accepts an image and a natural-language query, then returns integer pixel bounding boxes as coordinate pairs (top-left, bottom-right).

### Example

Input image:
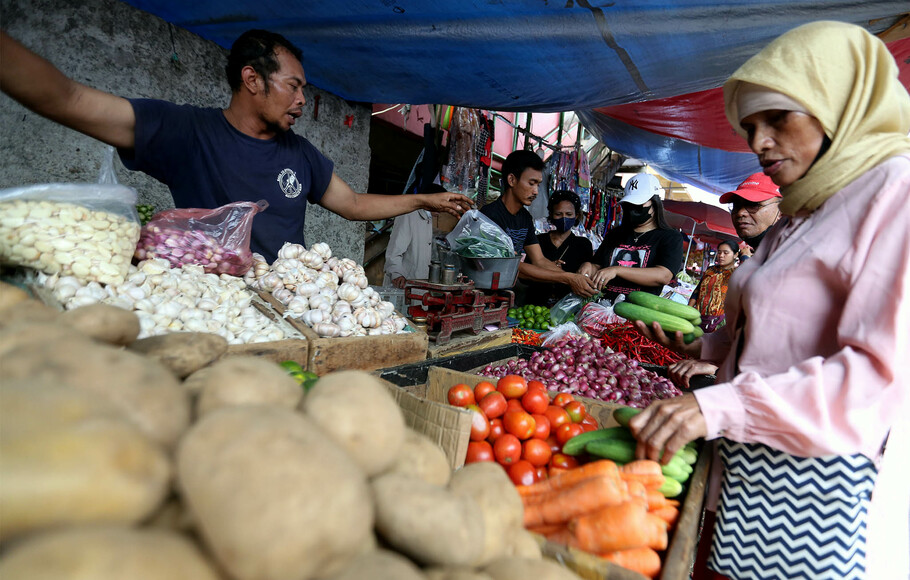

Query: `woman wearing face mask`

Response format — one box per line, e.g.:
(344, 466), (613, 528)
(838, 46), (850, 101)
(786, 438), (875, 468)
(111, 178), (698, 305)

(630, 21), (909, 579)
(523, 190), (594, 306)
(688, 240), (738, 333)
(578, 173), (684, 302)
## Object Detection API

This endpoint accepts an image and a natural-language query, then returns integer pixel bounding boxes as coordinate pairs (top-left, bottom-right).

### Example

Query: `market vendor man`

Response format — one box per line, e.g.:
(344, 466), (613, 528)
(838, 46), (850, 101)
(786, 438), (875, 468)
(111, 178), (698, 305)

(0, 30), (473, 263)
(480, 150), (598, 299)
(721, 171), (782, 260)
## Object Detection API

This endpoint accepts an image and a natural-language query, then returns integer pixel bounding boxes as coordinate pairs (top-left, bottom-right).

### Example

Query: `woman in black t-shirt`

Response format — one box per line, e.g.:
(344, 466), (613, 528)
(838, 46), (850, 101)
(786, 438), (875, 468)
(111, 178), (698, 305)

(524, 190), (594, 306)
(578, 174), (683, 302)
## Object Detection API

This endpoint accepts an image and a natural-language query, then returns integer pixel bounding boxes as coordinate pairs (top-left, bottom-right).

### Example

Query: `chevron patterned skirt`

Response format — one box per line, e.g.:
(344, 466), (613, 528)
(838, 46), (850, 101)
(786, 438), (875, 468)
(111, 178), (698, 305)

(707, 440), (878, 580)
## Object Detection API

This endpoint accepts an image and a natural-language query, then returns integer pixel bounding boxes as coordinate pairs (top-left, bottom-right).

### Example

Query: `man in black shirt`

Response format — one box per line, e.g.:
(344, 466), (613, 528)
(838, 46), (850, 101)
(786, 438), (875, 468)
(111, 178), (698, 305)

(480, 150), (597, 297)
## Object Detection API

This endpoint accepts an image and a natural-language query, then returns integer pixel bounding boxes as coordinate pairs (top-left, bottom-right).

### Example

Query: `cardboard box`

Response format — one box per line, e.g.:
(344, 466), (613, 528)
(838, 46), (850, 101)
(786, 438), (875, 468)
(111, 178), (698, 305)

(259, 291), (428, 376)
(381, 378), (472, 471)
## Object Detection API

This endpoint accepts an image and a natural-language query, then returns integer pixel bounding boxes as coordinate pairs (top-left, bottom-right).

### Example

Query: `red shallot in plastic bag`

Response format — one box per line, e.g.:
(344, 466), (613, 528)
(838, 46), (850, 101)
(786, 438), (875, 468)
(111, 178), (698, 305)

(134, 200), (267, 276)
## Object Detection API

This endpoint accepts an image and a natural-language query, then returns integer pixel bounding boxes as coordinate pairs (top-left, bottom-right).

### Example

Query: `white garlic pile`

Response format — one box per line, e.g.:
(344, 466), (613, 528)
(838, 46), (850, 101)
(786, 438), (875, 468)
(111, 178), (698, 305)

(39, 258), (298, 344)
(0, 199), (139, 285)
(245, 242), (410, 338)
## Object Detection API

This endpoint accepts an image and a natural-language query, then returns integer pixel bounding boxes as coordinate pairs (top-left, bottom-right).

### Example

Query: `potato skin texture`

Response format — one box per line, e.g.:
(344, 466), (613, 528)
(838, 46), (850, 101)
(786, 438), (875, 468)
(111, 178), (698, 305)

(60, 303), (141, 346)
(178, 406), (374, 580)
(372, 472), (485, 568)
(386, 429), (452, 486)
(130, 332), (228, 378)
(317, 549), (426, 580)
(191, 355), (302, 417)
(302, 370), (406, 476)
(0, 526), (220, 580)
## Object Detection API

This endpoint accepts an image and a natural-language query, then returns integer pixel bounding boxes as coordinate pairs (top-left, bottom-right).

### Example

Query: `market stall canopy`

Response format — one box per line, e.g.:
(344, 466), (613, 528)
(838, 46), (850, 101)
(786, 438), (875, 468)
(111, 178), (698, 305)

(120, 1), (908, 192)
(662, 200), (736, 238)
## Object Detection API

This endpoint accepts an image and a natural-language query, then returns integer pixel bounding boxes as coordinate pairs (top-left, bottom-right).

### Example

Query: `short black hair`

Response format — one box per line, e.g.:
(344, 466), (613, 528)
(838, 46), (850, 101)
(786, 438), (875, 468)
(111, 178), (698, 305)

(548, 189), (582, 217)
(718, 240), (738, 253)
(226, 30), (303, 92)
(500, 150), (544, 192)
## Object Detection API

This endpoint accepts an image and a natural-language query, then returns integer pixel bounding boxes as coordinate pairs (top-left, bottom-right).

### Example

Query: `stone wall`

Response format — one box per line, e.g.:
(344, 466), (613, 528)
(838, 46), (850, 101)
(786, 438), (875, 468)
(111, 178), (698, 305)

(0, 0), (372, 261)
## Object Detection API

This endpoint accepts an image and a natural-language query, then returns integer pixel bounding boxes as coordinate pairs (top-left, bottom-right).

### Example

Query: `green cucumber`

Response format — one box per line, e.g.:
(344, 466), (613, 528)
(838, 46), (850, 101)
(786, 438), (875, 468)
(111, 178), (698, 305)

(613, 302), (695, 334)
(682, 326), (704, 344)
(677, 447), (698, 465)
(659, 477), (684, 498)
(627, 291), (701, 323)
(585, 438), (637, 464)
(662, 461), (690, 483)
(561, 427), (633, 456)
(612, 407), (642, 428)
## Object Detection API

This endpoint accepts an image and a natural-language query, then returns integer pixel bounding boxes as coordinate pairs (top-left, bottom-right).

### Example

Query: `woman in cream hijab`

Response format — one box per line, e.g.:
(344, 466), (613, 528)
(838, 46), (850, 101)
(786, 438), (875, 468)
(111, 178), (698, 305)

(629, 21), (909, 580)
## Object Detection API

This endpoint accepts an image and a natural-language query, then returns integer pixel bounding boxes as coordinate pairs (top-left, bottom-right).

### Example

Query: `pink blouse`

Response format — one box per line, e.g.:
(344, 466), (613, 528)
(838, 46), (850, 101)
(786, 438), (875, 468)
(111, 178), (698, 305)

(694, 154), (910, 577)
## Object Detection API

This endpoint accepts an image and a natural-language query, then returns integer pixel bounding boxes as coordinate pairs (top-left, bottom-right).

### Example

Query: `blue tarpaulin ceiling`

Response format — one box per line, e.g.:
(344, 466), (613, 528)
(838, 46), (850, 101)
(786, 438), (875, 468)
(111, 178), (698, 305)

(122, 0), (909, 193)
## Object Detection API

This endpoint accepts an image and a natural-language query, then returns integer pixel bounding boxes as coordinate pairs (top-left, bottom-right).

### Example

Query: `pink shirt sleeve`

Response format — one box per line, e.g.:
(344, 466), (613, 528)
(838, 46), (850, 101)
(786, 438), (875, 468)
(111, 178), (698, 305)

(694, 155), (910, 461)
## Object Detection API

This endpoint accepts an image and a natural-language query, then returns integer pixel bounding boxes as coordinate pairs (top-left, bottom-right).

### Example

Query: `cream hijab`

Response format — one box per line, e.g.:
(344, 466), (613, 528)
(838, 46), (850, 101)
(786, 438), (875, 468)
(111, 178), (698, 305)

(724, 21), (910, 215)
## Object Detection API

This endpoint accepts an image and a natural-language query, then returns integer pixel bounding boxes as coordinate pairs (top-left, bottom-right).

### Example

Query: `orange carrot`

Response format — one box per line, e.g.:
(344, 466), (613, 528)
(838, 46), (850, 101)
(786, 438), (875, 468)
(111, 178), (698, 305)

(645, 489), (679, 510)
(527, 523), (564, 536)
(522, 475), (630, 527)
(650, 505), (680, 528)
(570, 502), (668, 553)
(625, 479), (648, 505)
(600, 547), (662, 579)
(618, 460), (666, 491)
(517, 460), (620, 499)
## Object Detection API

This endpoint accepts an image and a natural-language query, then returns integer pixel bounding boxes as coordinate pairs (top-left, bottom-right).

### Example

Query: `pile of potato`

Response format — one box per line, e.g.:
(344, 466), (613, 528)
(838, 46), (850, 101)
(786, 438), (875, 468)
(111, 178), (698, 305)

(0, 281), (585, 580)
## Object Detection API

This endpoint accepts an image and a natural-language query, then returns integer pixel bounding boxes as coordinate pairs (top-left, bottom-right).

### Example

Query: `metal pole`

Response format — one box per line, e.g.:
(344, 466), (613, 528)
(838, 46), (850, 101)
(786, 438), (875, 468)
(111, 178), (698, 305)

(682, 223), (696, 271)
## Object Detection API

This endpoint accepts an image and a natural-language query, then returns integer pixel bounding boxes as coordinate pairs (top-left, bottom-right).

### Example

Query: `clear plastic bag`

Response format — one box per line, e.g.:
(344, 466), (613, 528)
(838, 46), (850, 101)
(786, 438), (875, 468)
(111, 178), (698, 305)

(0, 181), (140, 285)
(549, 292), (585, 326)
(540, 321), (588, 347)
(575, 301), (625, 338)
(445, 209), (515, 258)
(135, 200), (268, 276)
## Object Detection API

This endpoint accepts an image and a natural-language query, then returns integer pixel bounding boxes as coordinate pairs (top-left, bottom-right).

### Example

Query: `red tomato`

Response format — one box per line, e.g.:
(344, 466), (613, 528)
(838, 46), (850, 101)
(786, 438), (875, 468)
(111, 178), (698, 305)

(466, 404), (490, 441)
(550, 453), (580, 470)
(564, 401), (587, 423)
(503, 409), (536, 440)
(522, 438), (553, 467)
(530, 413), (550, 440)
(465, 440), (494, 464)
(493, 433), (522, 465)
(555, 422), (585, 446)
(497, 375), (529, 399)
(580, 422), (598, 433)
(544, 405), (571, 430)
(552, 393), (575, 408)
(581, 413), (599, 427)
(487, 418), (505, 443)
(521, 389), (549, 415)
(545, 434), (562, 454)
(527, 380), (548, 393)
(446, 383), (475, 407)
(479, 391), (507, 419)
(507, 460), (538, 486)
(536, 466), (549, 481)
(474, 381), (496, 402)
(506, 398), (524, 412)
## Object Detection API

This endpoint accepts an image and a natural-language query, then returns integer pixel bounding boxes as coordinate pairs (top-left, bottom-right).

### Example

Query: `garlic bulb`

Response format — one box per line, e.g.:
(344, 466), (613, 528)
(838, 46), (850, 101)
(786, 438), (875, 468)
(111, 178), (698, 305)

(285, 295), (309, 315)
(301, 309), (330, 326)
(277, 242), (305, 260)
(336, 283), (362, 303)
(295, 282), (320, 298)
(273, 287), (294, 305)
(311, 242), (332, 260)
(376, 301), (396, 319)
(301, 249), (325, 270)
(312, 322), (342, 338)
(343, 270), (369, 289)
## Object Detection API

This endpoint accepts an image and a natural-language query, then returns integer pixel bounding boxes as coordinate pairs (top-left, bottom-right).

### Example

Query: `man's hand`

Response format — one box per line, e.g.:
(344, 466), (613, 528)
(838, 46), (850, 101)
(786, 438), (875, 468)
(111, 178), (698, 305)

(739, 245), (753, 259)
(391, 276), (407, 289)
(628, 394), (708, 465)
(421, 192), (474, 218)
(566, 273), (598, 297)
(667, 359), (718, 389)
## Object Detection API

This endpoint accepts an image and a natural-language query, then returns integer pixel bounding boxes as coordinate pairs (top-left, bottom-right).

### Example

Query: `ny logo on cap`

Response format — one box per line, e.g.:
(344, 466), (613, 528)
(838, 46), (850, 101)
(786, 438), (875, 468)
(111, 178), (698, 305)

(629, 179), (638, 190)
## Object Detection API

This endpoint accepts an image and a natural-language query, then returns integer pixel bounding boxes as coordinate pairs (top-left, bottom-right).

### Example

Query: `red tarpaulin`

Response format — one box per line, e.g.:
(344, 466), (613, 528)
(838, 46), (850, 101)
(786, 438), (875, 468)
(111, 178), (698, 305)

(663, 200), (737, 237)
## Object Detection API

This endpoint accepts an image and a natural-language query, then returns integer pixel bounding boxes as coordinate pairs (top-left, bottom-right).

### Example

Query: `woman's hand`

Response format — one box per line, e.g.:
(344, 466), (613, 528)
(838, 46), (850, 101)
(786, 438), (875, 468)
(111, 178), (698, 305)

(668, 359), (719, 389)
(591, 266), (617, 290)
(628, 394), (708, 465)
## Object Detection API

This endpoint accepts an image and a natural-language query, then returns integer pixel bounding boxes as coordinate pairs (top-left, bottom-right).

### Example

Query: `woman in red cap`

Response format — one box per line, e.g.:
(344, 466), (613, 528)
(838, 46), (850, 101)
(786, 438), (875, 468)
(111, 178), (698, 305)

(630, 21), (909, 580)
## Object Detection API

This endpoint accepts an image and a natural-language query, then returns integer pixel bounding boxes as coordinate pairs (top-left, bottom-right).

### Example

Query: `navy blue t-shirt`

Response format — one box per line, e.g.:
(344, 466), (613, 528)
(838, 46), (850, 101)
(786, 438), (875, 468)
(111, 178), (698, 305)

(479, 198), (538, 255)
(119, 99), (334, 263)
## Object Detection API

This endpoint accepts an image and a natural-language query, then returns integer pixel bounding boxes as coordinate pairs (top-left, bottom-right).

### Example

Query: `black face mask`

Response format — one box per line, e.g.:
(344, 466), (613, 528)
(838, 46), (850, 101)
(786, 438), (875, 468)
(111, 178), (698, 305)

(622, 204), (652, 227)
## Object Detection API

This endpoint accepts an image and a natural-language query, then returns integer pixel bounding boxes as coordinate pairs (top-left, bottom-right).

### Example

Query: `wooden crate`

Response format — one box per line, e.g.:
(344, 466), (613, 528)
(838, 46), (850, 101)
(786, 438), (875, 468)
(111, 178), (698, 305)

(259, 291), (428, 376)
(422, 366), (711, 580)
(426, 326), (514, 360)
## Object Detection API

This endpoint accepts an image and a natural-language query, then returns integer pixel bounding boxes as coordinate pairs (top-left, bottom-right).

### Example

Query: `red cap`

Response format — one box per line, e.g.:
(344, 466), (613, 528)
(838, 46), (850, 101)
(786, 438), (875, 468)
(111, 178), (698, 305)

(719, 173), (781, 204)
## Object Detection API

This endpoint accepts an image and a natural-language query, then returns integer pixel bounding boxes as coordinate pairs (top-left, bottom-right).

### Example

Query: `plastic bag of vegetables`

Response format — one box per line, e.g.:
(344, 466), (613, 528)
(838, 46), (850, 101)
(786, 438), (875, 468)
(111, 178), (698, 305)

(444, 210), (515, 258)
(134, 200), (267, 276)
